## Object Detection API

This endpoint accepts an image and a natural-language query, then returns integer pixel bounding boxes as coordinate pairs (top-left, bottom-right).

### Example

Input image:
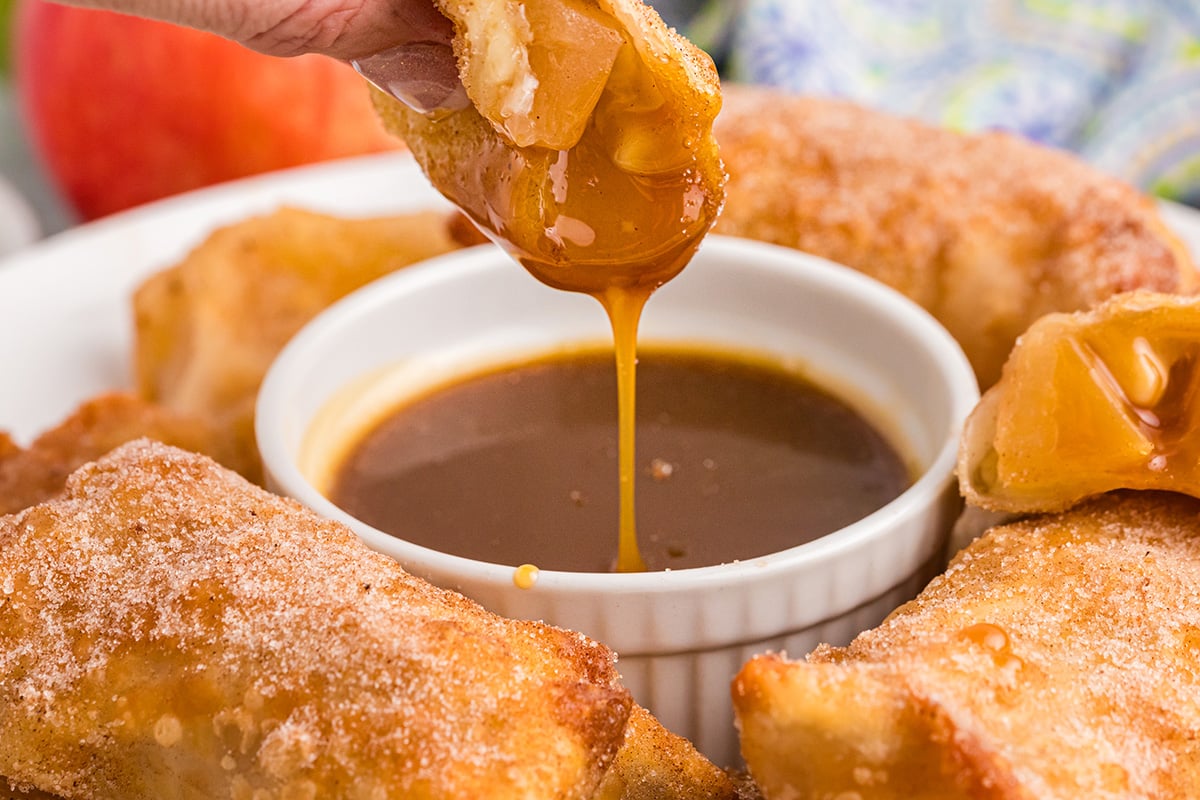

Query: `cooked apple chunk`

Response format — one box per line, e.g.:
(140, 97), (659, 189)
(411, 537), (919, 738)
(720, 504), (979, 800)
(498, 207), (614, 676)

(450, 0), (625, 150)
(959, 291), (1200, 513)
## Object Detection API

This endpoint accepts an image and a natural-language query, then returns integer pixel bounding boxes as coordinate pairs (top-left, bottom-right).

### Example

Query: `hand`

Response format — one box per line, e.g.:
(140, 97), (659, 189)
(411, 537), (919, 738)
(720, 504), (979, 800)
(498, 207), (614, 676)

(51, 0), (467, 113)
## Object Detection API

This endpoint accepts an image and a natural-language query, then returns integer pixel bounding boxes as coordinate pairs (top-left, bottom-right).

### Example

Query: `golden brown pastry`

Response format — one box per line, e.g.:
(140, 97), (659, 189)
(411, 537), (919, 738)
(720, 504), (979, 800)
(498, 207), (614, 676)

(0, 392), (245, 515)
(594, 705), (738, 800)
(0, 440), (631, 799)
(0, 784), (58, 799)
(1, 711), (739, 800)
(959, 290), (1200, 514)
(132, 207), (464, 480)
(0, 440), (741, 800)
(371, 0), (725, 294)
(2, 711), (736, 800)
(732, 490), (1200, 799)
(714, 84), (1197, 388)
(1, 711), (738, 800)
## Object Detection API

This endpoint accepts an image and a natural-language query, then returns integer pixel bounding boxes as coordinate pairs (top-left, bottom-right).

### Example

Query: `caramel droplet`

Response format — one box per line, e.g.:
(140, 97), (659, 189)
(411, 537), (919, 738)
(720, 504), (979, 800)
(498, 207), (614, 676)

(513, 564), (540, 590)
(959, 622), (1024, 670)
(960, 622), (1009, 652)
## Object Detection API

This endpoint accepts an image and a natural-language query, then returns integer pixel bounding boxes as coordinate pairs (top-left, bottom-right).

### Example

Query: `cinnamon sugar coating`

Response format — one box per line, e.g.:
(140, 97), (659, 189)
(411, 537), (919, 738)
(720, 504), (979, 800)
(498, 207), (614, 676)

(0, 441), (631, 799)
(714, 84), (1197, 388)
(593, 705), (739, 800)
(733, 491), (1200, 799)
(0, 393), (248, 516)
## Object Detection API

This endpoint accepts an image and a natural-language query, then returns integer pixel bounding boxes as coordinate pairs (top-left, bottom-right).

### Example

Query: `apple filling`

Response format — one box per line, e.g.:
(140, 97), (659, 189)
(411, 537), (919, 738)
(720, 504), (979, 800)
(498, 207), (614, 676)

(959, 291), (1200, 512)
(371, 0), (725, 295)
(455, 0), (625, 150)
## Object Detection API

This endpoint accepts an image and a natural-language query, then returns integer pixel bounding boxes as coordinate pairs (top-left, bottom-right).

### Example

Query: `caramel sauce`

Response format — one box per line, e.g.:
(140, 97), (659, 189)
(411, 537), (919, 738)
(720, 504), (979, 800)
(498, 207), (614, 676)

(328, 347), (911, 573)
(374, 0), (727, 570)
(959, 622), (1024, 671)
(424, 24), (721, 571)
(960, 622), (1010, 653)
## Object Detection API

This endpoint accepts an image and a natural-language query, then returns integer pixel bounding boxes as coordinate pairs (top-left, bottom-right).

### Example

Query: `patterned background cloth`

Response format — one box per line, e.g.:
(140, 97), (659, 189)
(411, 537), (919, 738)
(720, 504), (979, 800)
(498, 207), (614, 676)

(658, 0), (1200, 207)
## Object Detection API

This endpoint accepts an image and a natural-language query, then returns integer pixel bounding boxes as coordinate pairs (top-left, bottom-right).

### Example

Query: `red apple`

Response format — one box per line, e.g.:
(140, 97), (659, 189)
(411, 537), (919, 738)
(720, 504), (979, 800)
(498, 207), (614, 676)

(13, 0), (402, 220)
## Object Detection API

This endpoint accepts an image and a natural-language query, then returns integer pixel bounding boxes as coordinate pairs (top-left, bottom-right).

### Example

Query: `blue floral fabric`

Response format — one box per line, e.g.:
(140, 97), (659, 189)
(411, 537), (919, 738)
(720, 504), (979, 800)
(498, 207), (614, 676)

(661, 0), (1200, 206)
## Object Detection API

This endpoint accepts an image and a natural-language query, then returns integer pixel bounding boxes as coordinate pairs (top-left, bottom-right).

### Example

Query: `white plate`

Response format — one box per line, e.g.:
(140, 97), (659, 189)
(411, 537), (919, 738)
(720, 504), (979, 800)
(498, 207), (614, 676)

(1, 149), (1199, 444)
(0, 152), (450, 443)
(0, 173), (40, 259)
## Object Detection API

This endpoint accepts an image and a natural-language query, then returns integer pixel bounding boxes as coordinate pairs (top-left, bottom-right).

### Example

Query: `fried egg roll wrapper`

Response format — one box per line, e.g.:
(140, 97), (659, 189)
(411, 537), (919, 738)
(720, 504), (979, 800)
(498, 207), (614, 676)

(0, 440), (633, 799)
(733, 490), (1200, 799)
(0, 393), (247, 517)
(0, 705), (739, 800)
(0, 784), (58, 799)
(714, 84), (1197, 389)
(592, 705), (740, 800)
(132, 207), (464, 484)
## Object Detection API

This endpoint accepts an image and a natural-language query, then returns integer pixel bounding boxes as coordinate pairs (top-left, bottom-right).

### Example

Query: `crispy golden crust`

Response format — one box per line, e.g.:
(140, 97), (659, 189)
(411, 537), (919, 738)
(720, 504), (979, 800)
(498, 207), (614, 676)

(1, 706), (738, 800)
(733, 491), (1200, 800)
(594, 705), (738, 800)
(132, 207), (463, 481)
(0, 441), (631, 799)
(714, 84), (1197, 388)
(0, 392), (244, 516)
(1, 711), (740, 800)
(0, 783), (58, 799)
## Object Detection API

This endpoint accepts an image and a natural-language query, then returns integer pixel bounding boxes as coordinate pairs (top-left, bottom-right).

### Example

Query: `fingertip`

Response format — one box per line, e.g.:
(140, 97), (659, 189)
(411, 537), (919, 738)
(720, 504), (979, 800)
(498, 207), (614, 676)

(352, 42), (469, 117)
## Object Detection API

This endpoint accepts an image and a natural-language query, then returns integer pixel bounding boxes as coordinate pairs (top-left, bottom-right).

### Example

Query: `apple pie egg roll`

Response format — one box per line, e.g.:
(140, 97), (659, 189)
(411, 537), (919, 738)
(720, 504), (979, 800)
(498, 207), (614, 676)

(0, 440), (632, 800)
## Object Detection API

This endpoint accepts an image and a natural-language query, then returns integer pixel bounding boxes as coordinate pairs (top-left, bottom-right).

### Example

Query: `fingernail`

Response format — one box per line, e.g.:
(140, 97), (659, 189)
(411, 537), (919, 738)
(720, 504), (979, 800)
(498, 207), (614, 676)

(352, 42), (469, 118)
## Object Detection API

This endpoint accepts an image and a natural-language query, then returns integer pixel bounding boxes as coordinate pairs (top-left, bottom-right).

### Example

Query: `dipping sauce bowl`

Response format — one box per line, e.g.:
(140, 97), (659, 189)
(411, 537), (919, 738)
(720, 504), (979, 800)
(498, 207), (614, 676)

(257, 235), (980, 764)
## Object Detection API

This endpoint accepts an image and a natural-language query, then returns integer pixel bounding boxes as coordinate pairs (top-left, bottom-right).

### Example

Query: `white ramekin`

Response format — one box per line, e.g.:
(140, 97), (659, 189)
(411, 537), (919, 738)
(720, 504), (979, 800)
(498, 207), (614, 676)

(257, 235), (979, 765)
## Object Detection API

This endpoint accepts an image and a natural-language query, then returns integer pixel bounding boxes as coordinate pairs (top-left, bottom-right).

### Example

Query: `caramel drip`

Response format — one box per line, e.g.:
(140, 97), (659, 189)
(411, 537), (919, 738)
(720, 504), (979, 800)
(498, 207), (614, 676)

(459, 134), (708, 571)
(597, 286), (651, 572)
(495, 38), (716, 571)
(959, 622), (1024, 670)
(383, 4), (725, 572)
(960, 622), (1009, 652)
